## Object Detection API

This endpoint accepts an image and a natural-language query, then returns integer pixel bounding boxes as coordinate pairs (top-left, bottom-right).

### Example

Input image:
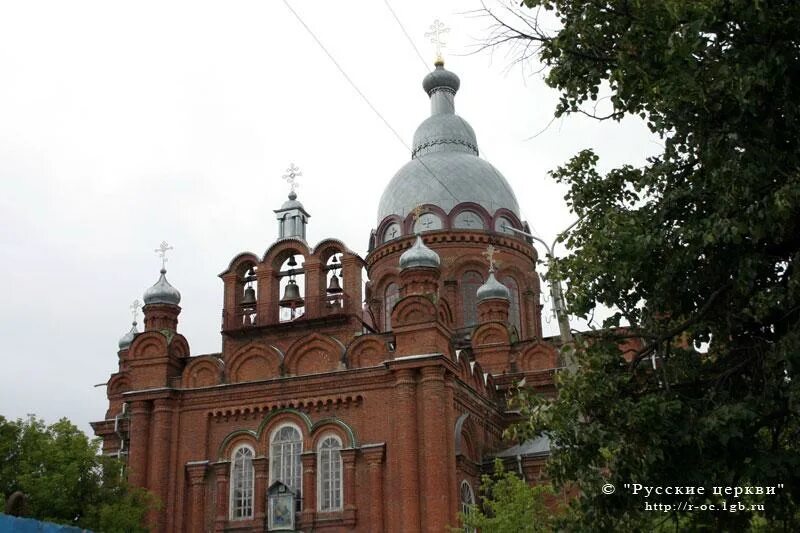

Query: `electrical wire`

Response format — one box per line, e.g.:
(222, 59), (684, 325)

(281, 0), (462, 207)
(382, 0), (431, 73)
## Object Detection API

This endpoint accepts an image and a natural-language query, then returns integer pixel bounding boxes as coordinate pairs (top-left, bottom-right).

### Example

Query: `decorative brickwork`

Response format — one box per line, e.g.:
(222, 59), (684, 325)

(92, 61), (576, 532)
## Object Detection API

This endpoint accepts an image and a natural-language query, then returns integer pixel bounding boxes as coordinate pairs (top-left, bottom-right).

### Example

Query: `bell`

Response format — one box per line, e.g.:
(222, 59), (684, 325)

(279, 279), (304, 308)
(327, 274), (343, 294)
(241, 285), (257, 306)
(287, 255), (298, 268)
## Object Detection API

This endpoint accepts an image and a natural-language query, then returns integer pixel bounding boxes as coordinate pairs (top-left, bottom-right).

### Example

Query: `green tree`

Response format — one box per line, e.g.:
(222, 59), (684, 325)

(483, 0), (800, 530)
(460, 459), (556, 532)
(0, 415), (154, 532)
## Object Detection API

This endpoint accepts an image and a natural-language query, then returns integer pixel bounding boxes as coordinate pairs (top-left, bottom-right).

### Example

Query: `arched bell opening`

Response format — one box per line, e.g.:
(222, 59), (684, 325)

(238, 263), (259, 327)
(323, 252), (344, 311)
(278, 253), (306, 322)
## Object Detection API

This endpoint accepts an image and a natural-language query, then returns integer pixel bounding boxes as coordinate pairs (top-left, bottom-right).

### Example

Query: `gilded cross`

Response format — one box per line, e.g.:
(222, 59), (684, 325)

(155, 241), (173, 270)
(130, 299), (141, 323)
(425, 19), (450, 62)
(411, 205), (425, 222)
(282, 163), (302, 193)
(482, 244), (498, 272)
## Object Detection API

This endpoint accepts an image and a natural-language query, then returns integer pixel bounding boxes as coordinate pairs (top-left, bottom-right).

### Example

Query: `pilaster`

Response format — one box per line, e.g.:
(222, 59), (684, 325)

(127, 401), (151, 489)
(212, 461), (230, 532)
(186, 461), (209, 533)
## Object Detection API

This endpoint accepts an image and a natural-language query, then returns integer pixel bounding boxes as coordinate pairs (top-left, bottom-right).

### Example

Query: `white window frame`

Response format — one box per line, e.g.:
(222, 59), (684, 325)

(316, 434), (343, 512)
(229, 444), (255, 520)
(460, 480), (475, 533)
(269, 423), (303, 498)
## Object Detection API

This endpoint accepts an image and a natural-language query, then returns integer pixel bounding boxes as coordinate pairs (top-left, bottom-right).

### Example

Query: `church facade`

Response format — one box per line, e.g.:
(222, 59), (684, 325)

(93, 60), (562, 532)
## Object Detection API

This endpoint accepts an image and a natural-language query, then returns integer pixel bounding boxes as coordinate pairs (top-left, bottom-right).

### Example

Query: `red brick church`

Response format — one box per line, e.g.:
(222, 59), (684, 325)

(93, 60), (563, 532)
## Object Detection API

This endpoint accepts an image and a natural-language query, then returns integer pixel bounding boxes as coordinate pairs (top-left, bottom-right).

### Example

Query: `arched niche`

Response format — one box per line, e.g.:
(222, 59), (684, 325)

(226, 342), (283, 383)
(402, 204), (448, 234)
(518, 342), (558, 371)
(391, 294), (437, 328)
(449, 203), (491, 231)
(376, 215), (404, 244)
(492, 209), (524, 238)
(345, 335), (388, 368)
(128, 331), (168, 360)
(182, 356), (224, 388)
(472, 322), (511, 348)
(168, 334), (191, 359)
(437, 296), (455, 329)
(283, 333), (345, 376)
(107, 373), (131, 396)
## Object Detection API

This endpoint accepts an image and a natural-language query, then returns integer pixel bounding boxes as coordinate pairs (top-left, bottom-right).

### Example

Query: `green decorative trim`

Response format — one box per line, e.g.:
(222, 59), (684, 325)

(160, 329), (175, 344)
(256, 408), (313, 439)
(311, 417), (358, 447)
(216, 429), (257, 460)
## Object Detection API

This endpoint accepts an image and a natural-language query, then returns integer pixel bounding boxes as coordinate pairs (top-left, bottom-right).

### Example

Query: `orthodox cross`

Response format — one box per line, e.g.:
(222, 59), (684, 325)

(462, 214), (475, 227)
(155, 241), (173, 270)
(425, 19), (450, 62)
(130, 299), (141, 324)
(482, 244), (498, 273)
(389, 226), (398, 238)
(283, 163), (302, 193)
(411, 205), (426, 233)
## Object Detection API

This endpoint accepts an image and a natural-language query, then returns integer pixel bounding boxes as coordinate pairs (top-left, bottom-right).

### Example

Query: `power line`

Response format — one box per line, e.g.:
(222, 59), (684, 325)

(382, 0), (431, 73)
(281, 0), (461, 205)
(281, 0), (407, 150)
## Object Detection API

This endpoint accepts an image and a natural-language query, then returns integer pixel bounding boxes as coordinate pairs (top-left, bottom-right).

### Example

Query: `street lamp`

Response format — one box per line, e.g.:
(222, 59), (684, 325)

(502, 222), (578, 369)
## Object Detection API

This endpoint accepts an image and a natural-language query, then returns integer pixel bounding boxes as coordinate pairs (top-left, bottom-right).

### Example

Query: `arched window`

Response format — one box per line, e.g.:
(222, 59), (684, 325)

(230, 445), (255, 520)
(501, 276), (521, 334)
(317, 435), (343, 512)
(383, 282), (400, 331)
(270, 425), (303, 501)
(460, 480), (475, 532)
(461, 271), (483, 327)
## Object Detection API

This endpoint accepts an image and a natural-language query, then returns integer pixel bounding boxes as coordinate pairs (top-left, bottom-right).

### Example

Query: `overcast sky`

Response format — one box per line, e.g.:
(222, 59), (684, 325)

(0, 1), (656, 435)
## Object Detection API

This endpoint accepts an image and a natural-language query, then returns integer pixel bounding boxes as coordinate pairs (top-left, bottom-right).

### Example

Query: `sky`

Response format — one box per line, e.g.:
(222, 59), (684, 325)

(0, 0), (657, 435)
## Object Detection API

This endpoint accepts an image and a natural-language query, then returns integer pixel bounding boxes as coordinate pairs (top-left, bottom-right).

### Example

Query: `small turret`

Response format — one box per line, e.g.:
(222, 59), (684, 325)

(275, 164), (310, 240)
(399, 235), (441, 270)
(477, 245), (510, 323)
(118, 299), (141, 351)
(142, 242), (181, 332)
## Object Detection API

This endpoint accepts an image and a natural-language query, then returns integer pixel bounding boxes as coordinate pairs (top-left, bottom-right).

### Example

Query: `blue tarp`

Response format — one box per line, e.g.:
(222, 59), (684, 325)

(0, 514), (91, 532)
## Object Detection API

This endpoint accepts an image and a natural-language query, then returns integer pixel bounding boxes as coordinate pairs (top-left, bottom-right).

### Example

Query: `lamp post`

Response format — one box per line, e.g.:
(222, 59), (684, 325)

(502, 222), (578, 369)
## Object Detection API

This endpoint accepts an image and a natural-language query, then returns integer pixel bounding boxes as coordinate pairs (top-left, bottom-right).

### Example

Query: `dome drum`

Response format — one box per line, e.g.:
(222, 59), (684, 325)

(374, 201), (525, 249)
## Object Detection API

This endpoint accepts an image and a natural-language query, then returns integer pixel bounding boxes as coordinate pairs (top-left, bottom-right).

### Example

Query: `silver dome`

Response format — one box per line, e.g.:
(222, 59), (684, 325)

(118, 321), (138, 350)
(143, 269), (181, 306)
(378, 152), (520, 221)
(377, 62), (520, 223)
(280, 190), (304, 210)
(399, 235), (441, 270)
(477, 271), (510, 302)
(422, 63), (460, 95)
